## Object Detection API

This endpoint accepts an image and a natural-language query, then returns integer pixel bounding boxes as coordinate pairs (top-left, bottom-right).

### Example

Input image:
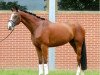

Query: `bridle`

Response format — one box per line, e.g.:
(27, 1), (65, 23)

(0, 10), (21, 42)
(8, 20), (16, 27)
(0, 20), (15, 42)
(0, 30), (14, 42)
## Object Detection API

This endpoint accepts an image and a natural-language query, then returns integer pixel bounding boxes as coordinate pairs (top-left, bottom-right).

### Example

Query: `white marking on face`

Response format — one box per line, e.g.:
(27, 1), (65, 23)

(8, 21), (14, 30)
(9, 13), (15, 20)
(8, 13), (15, 30)
(8, 22), (12, 28)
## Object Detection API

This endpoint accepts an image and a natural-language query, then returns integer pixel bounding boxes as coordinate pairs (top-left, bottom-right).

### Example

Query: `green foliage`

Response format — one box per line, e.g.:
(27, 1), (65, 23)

(0, 1), (27, 10)
(58, 0), (99, 11)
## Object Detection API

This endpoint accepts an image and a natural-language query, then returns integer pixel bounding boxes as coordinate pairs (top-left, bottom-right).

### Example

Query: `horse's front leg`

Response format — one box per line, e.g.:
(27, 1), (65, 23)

(41, 44), (49, 75)
(35, 47), (43, 75)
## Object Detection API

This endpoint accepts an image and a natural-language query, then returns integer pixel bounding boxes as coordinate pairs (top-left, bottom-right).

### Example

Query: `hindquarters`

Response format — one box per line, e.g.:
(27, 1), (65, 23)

(69, 24), (87, 70)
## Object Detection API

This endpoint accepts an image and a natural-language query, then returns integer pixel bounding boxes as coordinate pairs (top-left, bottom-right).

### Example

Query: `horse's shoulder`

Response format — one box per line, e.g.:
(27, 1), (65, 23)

(34, 20), (50, 38)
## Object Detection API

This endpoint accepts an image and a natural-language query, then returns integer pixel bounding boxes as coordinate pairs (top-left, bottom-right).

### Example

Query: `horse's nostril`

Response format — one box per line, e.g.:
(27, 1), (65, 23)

(8, 26), (12, 30)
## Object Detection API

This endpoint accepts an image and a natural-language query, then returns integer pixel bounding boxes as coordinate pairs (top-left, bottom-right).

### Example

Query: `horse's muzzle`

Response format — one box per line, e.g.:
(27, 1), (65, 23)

(8, 22), (14, 30)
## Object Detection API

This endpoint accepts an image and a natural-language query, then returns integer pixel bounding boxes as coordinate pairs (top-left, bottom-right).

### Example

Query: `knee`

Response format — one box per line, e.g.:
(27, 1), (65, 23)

(43, 58), (48, 64)
(39, 59), (43, 64)
(77, 55), (81, 60)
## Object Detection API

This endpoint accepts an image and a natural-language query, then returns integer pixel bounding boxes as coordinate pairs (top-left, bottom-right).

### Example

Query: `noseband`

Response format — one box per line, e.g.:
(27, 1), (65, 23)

(8, 20), (16, 27)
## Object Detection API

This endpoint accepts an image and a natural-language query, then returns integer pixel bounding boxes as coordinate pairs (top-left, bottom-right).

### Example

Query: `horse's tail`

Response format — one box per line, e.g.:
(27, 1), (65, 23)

(81, 39), (87, 70)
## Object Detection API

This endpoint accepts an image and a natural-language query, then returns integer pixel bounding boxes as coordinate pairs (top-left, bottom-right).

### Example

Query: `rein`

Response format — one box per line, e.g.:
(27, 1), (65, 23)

(0, 30), (14, 42)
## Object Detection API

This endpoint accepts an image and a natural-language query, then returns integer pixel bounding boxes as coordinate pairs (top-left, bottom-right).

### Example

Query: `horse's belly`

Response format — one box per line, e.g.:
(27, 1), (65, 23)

(49, 40), (68, 47)
(48, 33), (73, 47)
(48, 24), (74, 47)
(48, 36), (71, 47)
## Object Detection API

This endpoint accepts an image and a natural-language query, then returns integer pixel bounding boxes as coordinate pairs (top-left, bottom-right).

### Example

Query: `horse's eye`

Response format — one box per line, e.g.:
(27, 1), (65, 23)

(14, 16), (18, 18)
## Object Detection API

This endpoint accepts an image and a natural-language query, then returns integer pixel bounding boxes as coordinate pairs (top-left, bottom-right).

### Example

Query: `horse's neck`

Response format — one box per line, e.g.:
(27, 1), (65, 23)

(19, 11), (39, 34)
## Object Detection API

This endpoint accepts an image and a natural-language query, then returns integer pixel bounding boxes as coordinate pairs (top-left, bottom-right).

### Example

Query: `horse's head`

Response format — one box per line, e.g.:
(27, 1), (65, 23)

(8, 6), (21, 30)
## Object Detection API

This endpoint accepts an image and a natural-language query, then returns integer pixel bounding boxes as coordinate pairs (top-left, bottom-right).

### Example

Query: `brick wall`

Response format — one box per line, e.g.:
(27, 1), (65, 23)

(0, 11), (99, 70)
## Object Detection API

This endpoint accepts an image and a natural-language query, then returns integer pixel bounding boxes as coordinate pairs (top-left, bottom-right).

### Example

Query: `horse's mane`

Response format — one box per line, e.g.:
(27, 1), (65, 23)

(20, 10), (45, 20)
(11, 6), (45, 20)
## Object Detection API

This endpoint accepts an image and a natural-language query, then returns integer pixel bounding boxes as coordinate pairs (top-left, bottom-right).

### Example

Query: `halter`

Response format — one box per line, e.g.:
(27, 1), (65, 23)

(0, 20), (15, 42)
(0, 29), (14, 42)
(8, 20), (16, 27)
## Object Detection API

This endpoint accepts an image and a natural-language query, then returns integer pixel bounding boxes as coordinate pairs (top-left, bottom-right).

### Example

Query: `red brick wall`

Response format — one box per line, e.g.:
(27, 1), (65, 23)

(0, 11), (99, 70)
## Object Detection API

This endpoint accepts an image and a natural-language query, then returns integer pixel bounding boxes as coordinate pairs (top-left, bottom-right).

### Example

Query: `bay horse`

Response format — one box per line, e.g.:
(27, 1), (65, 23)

(7, 7), (87, 75)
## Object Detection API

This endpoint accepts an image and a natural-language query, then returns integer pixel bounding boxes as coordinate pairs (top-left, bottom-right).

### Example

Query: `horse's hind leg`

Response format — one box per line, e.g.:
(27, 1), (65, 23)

(76, 42), (82, 75)
(76, 40), (87, 75)
(70, 40), (83, 75)
(69, 39), (77, 54)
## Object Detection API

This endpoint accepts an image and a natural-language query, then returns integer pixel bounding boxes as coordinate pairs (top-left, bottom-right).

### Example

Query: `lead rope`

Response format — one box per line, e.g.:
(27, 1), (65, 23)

(0, 30), (14, 42)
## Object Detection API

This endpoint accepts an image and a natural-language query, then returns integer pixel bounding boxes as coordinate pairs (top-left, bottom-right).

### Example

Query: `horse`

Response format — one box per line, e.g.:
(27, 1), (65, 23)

(7, 6), (87, 75)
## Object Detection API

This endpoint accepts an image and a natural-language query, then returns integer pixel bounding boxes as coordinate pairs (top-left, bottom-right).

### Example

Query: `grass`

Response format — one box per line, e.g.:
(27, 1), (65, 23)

(0, 69), (99, 75)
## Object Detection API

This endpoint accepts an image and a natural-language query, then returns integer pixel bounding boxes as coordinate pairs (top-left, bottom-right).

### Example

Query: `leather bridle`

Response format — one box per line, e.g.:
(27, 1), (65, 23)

(0, 20), (15, 42)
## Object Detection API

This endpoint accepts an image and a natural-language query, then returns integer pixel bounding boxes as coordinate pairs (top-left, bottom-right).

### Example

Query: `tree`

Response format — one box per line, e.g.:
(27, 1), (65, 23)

(58, 0), (99, 11)
(0, 1), (27, 10)
(80, 0), (99, 10)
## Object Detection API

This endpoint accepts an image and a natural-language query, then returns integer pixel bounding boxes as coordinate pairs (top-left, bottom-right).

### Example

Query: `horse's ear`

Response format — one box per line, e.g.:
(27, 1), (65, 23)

(11, 6), (18, 12)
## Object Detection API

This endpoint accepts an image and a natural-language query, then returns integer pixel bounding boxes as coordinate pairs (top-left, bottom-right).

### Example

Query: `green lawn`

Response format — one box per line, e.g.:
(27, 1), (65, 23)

(0, 69), (99, 75)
